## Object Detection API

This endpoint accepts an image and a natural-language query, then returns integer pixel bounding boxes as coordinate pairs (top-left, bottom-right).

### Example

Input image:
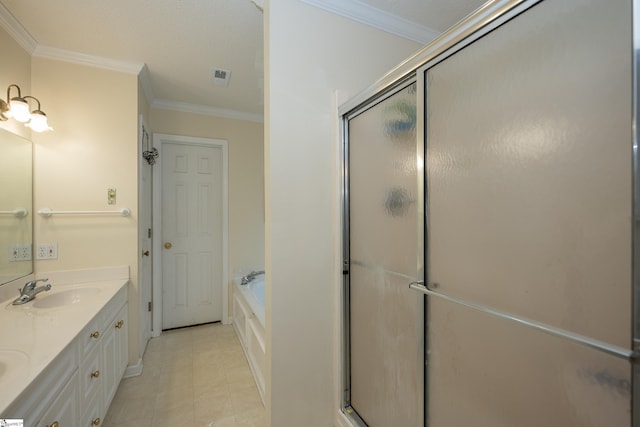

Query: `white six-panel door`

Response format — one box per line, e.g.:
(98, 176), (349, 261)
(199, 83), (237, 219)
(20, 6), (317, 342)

(160, 139), (225, 330)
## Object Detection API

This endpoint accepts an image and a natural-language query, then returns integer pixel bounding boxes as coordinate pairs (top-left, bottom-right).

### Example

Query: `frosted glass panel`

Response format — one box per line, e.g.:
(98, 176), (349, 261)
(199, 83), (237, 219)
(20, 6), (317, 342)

(348, 84), (421, 425)
(350, 85), (418, 277)
(350, 264), (421, 426)
(426, 0), (632, 347)
(428, 298), (631, 427)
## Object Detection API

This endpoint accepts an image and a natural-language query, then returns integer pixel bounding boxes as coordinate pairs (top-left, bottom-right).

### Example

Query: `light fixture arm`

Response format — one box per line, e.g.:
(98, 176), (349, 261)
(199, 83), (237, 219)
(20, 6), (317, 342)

(0, 84), (27, 121)
(7, 84), (22, 102)
(23, 95), (42, 113)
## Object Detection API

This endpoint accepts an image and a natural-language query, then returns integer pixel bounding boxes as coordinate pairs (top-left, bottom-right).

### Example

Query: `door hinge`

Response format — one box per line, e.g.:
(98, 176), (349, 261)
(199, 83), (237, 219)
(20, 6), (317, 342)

(148, 301), (153, 312)
(148, 228), (152, 239)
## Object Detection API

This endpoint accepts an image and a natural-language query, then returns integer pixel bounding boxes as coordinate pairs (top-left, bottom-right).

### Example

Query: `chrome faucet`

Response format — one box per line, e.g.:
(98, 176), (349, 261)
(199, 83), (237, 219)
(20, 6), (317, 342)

(13, 278), (52, 305)
(241, 270), (264, 285)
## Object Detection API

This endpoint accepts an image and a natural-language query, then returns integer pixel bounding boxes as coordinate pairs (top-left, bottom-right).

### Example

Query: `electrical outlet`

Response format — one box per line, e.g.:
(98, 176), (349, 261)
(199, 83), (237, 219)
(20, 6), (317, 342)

(17, 244), (31, 260)
(8, 246), (17, 262)
(36, 243), (58, 260)
(8, 244), (32, 261)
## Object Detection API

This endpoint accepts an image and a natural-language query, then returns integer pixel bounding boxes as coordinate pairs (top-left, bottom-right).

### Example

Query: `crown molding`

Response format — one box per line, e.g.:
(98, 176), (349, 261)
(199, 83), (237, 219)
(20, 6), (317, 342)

(152, 99), (264, 123)
(0, 2), (37, 53)
(33, 45), (145, 75)
(299, 0), (440, 44)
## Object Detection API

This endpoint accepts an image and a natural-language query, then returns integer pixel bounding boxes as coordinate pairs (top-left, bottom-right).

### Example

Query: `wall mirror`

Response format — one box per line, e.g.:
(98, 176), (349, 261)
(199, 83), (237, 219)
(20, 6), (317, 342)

(0, 127), (32, 285)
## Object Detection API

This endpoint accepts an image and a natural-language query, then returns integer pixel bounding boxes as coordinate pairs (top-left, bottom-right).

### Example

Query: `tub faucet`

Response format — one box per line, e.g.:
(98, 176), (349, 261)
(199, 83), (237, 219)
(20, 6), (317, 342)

(13, 278), (52, 305)
(241, 270), (264, 285)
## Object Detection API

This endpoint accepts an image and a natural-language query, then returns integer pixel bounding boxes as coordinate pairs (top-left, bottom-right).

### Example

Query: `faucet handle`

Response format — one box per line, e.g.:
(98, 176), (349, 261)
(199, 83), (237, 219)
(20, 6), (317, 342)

(22, 278), (48, 294)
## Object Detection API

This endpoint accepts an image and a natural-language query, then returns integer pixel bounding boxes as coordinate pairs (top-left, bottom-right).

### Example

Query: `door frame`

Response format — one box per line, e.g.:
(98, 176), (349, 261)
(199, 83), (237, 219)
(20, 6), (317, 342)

(138, 115), (153, 353)
(152, 133), (230, 336)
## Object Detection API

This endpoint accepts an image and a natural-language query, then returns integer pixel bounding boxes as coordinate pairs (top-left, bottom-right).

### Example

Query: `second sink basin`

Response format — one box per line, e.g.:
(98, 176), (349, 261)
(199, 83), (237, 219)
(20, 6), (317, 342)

(33, 287), (101, 309)
(0, 349), (29, 386)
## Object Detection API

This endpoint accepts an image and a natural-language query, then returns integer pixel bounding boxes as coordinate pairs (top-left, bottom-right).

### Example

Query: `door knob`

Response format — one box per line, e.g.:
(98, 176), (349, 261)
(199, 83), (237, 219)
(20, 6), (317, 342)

(164, 242), (172, 249)
(142, 250), (150, 256)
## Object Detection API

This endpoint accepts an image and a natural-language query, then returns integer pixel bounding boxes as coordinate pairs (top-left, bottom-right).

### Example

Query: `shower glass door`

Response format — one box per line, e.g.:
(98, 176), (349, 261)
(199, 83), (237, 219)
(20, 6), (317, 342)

(343, 81), (423, 426)
(423, 0), (633, 425)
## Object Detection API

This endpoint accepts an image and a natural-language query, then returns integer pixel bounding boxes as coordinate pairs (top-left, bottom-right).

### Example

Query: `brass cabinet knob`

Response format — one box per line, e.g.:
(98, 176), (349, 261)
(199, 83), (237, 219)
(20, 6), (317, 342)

(48, 422), (59, 427)
(92, 417), (101, 425)
(164, 242), (172, 249)
(91, 370), (100, 378)
(116, 320), (125, 329)
(90, 331), (100, 339)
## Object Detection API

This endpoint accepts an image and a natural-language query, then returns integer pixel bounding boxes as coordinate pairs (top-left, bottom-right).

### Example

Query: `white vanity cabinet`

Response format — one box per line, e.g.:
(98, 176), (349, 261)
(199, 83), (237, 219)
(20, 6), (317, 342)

(3, 281), (129, 427)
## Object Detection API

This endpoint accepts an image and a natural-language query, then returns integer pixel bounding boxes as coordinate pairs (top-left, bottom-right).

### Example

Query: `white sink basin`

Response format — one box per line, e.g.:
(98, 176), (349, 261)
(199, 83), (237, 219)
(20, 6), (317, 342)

(32, 287), (101, 309)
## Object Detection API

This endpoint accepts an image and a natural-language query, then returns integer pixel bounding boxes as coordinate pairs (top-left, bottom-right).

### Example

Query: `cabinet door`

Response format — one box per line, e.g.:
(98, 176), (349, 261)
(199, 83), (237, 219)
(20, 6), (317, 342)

(115, 304), (128, 380)
(36, 373), (78, 427)
(102, 316), (118, 413)
(103, 304), (128, 411)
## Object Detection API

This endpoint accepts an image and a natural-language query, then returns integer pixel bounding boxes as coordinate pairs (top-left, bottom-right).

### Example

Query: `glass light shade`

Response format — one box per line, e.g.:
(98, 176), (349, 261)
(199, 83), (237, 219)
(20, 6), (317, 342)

(9, 99), (30, 123)
(26, 111), (52, 132)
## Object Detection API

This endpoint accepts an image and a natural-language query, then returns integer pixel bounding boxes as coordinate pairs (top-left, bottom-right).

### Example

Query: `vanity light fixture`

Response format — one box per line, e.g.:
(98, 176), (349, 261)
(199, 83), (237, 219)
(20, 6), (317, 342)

(0, 84), (52, 132)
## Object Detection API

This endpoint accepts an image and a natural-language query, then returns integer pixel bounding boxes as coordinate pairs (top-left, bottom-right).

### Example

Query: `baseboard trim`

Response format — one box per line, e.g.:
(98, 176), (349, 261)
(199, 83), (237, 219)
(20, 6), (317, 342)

(123, 358), (143, 378)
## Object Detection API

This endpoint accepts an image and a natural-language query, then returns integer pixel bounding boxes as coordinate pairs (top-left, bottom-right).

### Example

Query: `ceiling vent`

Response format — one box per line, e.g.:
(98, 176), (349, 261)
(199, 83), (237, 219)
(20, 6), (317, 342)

(212, 68), (231, 87)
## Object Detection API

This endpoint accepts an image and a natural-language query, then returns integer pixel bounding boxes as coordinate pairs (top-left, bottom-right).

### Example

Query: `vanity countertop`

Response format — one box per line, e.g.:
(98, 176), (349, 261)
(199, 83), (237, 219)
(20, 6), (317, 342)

(0, 266), (129, 414)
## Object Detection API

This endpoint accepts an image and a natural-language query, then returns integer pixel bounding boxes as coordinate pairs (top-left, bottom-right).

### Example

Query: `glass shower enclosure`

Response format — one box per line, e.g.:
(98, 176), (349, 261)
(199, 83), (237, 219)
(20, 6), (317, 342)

(340, 0), (639, 425)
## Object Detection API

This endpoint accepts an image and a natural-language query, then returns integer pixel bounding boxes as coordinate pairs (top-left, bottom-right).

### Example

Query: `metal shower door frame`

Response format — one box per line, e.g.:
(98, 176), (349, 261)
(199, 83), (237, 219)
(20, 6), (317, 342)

(340, 74), (423, 426)
(339, 0), (640, 425)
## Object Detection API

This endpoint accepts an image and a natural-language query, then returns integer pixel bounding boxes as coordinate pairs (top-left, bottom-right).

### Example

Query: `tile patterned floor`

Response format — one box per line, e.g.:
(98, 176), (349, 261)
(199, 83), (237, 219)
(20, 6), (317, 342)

(103, 323), (265, 427)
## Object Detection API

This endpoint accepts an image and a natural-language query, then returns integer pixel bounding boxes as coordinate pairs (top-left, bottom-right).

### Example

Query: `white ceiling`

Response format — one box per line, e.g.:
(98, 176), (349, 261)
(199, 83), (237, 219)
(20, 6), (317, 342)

(0, 0), (486, 122)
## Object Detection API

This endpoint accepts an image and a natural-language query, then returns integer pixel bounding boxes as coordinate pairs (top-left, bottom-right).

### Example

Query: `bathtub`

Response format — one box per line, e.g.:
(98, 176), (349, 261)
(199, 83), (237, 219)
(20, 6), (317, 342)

(232, 272), (266, 403)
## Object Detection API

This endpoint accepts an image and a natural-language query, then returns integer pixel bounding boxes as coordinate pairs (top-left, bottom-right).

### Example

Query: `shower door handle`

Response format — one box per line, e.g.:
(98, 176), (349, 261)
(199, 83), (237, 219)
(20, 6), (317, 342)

(408, 281), (637, 362)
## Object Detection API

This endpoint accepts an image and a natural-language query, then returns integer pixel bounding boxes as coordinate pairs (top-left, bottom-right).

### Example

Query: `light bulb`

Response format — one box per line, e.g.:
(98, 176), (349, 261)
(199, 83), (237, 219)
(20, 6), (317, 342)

(26, 111), (52, 132)
(9, 99), (30, 122)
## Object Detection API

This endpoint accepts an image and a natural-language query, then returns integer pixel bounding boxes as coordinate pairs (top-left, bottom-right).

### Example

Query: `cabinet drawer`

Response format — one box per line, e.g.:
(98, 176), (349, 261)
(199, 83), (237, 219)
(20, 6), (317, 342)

(101, 286), (127, 327)
(79, 315), (103, 358)
(79, 342), (102, 408)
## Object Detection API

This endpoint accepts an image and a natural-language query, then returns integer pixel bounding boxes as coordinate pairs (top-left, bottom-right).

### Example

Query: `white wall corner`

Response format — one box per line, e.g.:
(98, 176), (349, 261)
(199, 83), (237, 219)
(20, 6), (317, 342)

(0, 2), (37, 54)
(139, 64), (155, 107)
(299, 0), (440, 44)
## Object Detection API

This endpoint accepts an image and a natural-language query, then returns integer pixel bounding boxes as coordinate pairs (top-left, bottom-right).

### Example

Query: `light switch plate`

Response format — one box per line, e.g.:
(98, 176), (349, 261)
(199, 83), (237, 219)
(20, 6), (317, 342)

(108, 188), (116, 205)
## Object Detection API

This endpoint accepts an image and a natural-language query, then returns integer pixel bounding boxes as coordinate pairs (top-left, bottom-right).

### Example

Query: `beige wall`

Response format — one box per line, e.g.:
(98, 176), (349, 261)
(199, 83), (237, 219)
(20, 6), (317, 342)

(150, 108), (265, 288)
(265, 1), (422, 425)
(30, 57), (141, 364)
